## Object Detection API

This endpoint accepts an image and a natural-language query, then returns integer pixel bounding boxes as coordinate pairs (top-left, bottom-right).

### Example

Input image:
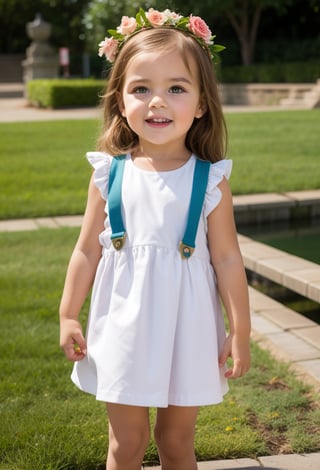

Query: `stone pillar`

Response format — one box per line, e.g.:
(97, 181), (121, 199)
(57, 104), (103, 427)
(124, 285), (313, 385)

(22, 14), (59, 82)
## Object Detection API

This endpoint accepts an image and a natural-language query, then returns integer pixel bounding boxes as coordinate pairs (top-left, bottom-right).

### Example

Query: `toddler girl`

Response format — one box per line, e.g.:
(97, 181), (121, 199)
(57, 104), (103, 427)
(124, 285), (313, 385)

(60, 8), (251, 470)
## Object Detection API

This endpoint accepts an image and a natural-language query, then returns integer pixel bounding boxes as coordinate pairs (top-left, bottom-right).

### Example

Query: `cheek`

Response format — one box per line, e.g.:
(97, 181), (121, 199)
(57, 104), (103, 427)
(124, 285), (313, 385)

(122, 96), (144, 118)
(176, 100), (201, 121)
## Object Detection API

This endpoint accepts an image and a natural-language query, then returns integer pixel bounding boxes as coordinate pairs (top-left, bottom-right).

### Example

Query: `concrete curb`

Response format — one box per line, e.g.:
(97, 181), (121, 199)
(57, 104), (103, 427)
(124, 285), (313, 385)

(144, 452), (320, 469)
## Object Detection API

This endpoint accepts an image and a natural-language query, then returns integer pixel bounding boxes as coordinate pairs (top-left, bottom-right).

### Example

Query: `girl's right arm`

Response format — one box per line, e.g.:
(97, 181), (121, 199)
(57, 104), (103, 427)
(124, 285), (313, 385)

(207, 177), (251, 379)
(59, 173), (106, 361)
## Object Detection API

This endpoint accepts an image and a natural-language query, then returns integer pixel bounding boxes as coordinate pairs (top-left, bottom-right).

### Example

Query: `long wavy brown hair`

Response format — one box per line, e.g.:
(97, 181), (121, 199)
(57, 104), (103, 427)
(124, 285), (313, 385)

(97, 28), (227, 162)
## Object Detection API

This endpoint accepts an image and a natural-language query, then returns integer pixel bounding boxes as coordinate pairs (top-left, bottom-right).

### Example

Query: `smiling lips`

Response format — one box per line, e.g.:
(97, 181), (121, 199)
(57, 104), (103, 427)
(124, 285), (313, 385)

(146, 117), (172, 127)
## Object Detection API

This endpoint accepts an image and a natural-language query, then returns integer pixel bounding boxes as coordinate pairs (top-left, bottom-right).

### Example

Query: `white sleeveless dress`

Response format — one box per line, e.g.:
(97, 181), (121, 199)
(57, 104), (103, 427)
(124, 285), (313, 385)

(71, 152), (232, 407)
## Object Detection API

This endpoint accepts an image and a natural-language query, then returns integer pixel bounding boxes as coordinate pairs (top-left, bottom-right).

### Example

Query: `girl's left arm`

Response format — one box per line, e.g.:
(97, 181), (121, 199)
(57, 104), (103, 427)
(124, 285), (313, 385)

(207, 177), (251, 379)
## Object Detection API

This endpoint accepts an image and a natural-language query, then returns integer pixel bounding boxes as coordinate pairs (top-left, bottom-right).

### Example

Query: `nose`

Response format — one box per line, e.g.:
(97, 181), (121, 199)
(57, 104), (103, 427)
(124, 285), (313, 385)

(149, 93), (166, 108)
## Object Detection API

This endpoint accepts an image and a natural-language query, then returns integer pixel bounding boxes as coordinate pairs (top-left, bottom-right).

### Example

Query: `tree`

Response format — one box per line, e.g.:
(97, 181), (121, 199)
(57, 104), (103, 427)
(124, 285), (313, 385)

(202, 0), (296, 65)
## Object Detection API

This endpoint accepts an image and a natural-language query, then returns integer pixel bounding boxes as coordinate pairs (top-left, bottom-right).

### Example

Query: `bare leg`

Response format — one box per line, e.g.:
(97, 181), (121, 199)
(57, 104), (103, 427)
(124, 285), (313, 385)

(106, 403), (150, 470)
(154, 405), (199, 470)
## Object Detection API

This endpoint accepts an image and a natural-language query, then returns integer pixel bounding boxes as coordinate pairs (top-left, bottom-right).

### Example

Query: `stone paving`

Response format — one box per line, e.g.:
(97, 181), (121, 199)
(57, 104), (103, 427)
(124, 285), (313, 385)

(145, 452), (320, 469)
(1, 83), (319, 470)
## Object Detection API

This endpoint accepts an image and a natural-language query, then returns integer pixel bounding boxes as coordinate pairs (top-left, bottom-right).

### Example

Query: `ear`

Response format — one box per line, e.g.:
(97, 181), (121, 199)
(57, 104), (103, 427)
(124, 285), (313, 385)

(116, 91), (126, 117)
(195, 96), (207, 119)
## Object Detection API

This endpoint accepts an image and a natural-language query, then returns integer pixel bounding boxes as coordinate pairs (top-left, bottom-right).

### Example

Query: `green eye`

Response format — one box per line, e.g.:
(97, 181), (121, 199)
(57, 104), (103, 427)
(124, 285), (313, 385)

(133, 86), (148, 94)
(170, 86), (184, 93)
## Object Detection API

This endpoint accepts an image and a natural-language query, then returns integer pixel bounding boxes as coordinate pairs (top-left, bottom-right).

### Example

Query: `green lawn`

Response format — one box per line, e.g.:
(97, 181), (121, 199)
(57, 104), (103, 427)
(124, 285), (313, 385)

(0, 109), (319, 219)
(0, 228), (319, 469)
(226, 109), (320, 194)
(0, 119), (100, 219)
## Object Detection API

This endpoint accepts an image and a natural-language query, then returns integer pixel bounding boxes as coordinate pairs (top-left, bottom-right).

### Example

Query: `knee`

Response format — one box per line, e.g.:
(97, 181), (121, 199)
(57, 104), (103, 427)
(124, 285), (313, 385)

(109, 426), (150, 464)
(154, 426), (193, 462)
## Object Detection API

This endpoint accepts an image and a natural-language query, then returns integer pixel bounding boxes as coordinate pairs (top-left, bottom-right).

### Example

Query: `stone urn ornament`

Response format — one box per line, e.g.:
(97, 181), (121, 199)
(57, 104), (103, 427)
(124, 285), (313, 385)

(22, 13), (59, 81)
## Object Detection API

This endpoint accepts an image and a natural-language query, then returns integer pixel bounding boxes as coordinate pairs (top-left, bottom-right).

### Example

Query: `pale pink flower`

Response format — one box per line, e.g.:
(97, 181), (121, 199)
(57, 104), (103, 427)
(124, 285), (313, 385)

(163, 9), (182, 23)
(117, 16), (137, 35)
(98, 37), (119, 62)
(188, 15), (212, 44)
(146, 8), (167, 26)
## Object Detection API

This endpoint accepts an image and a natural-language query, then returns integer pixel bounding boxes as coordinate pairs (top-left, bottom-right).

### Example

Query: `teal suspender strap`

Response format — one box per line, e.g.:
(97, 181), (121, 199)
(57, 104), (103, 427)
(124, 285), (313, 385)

(108, 155), (127, 250)
(107, 156), (211, 257)
(180, 159), (211, 259)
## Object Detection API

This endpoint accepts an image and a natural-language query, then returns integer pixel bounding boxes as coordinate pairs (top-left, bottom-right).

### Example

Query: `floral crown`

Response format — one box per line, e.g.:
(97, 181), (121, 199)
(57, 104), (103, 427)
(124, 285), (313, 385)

(98, 7), (225, 64)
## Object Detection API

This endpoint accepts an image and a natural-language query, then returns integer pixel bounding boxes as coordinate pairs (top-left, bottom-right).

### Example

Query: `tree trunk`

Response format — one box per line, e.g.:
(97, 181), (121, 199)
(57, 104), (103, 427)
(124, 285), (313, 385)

(226, 1), (263, 65)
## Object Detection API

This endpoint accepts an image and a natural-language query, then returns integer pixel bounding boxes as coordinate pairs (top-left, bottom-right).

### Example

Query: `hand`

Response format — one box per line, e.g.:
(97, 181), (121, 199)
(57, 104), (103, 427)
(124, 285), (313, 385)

(219, 334), (250, 379)
(60, 318), (87, 362)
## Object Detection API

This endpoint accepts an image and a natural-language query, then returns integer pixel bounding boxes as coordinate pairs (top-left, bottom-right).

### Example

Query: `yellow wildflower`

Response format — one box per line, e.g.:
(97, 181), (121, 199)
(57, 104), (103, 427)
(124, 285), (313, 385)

(225, 426), (234, 432)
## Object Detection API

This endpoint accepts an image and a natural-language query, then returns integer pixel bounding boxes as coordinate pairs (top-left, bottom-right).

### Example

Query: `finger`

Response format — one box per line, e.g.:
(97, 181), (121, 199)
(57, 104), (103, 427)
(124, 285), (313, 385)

(226, 364), (249, 379)
(72, 334), (87, 355)
(218, 347), (230, 368)
(224, 367), (233, 378)
(224, 359), (240, 378)
(224, 366), (242, 379)
(63, 342), (86, 362)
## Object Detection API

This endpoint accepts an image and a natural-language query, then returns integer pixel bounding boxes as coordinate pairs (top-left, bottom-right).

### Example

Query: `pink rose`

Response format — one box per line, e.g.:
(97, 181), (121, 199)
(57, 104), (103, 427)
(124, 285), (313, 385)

(98, 37), (119, 62)
(188, 15), (212, 44)
(146, 8), (166, 26)
(117, 16), (137, 35)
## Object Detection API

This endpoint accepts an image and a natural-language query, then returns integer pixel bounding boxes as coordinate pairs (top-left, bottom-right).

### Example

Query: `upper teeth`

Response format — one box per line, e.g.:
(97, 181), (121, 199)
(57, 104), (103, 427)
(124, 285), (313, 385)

(152, 118), (168, 122)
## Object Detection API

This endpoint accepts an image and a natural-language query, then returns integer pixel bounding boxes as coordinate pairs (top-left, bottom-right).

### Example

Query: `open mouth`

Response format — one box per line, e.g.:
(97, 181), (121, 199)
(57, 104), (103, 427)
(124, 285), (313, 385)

(146, 118), (172, 125)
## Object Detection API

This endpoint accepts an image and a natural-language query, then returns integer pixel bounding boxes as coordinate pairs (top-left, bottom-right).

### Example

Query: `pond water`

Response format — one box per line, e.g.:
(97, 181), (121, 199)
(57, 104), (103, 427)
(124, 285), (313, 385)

(239, 218), (320, 324)
(239, 218), (320, 264)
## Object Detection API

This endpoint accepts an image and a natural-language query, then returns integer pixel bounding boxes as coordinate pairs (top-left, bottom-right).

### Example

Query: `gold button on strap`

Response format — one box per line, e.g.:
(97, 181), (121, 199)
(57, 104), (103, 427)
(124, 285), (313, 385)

(179, 242), (194, 259)
(112, 234), (126, 250)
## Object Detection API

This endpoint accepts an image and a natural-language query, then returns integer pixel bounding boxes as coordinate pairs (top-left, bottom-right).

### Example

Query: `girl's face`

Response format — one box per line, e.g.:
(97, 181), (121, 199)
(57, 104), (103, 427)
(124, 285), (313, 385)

(119, 49), (204, 154)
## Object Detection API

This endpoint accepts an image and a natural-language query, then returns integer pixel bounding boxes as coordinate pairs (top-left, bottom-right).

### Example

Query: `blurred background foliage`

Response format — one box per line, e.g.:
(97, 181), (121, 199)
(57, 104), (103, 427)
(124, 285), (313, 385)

(0, 0), (319, 75)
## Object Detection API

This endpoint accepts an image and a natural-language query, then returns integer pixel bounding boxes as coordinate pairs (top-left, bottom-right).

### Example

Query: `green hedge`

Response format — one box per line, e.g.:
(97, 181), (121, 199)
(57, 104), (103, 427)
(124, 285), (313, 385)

(26, 79), (106, 108)
(220, 60), (320, 83)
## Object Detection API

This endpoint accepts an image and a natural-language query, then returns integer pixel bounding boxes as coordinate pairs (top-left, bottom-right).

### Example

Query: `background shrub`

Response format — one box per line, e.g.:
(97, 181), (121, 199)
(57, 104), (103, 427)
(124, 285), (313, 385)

(27, 79), (106, 108)
(220, 61), (320, 83)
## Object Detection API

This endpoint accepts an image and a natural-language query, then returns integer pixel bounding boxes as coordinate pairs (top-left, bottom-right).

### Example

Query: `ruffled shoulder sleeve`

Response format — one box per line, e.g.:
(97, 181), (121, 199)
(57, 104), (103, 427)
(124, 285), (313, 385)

(204, 159), (232, 217)
(86, 151), (113, 201)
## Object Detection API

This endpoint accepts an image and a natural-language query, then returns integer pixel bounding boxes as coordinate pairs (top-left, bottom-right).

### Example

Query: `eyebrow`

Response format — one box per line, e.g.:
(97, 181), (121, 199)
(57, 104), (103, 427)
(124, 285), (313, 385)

(128, 77), (193, 85)
(170, 77), (193, 84)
